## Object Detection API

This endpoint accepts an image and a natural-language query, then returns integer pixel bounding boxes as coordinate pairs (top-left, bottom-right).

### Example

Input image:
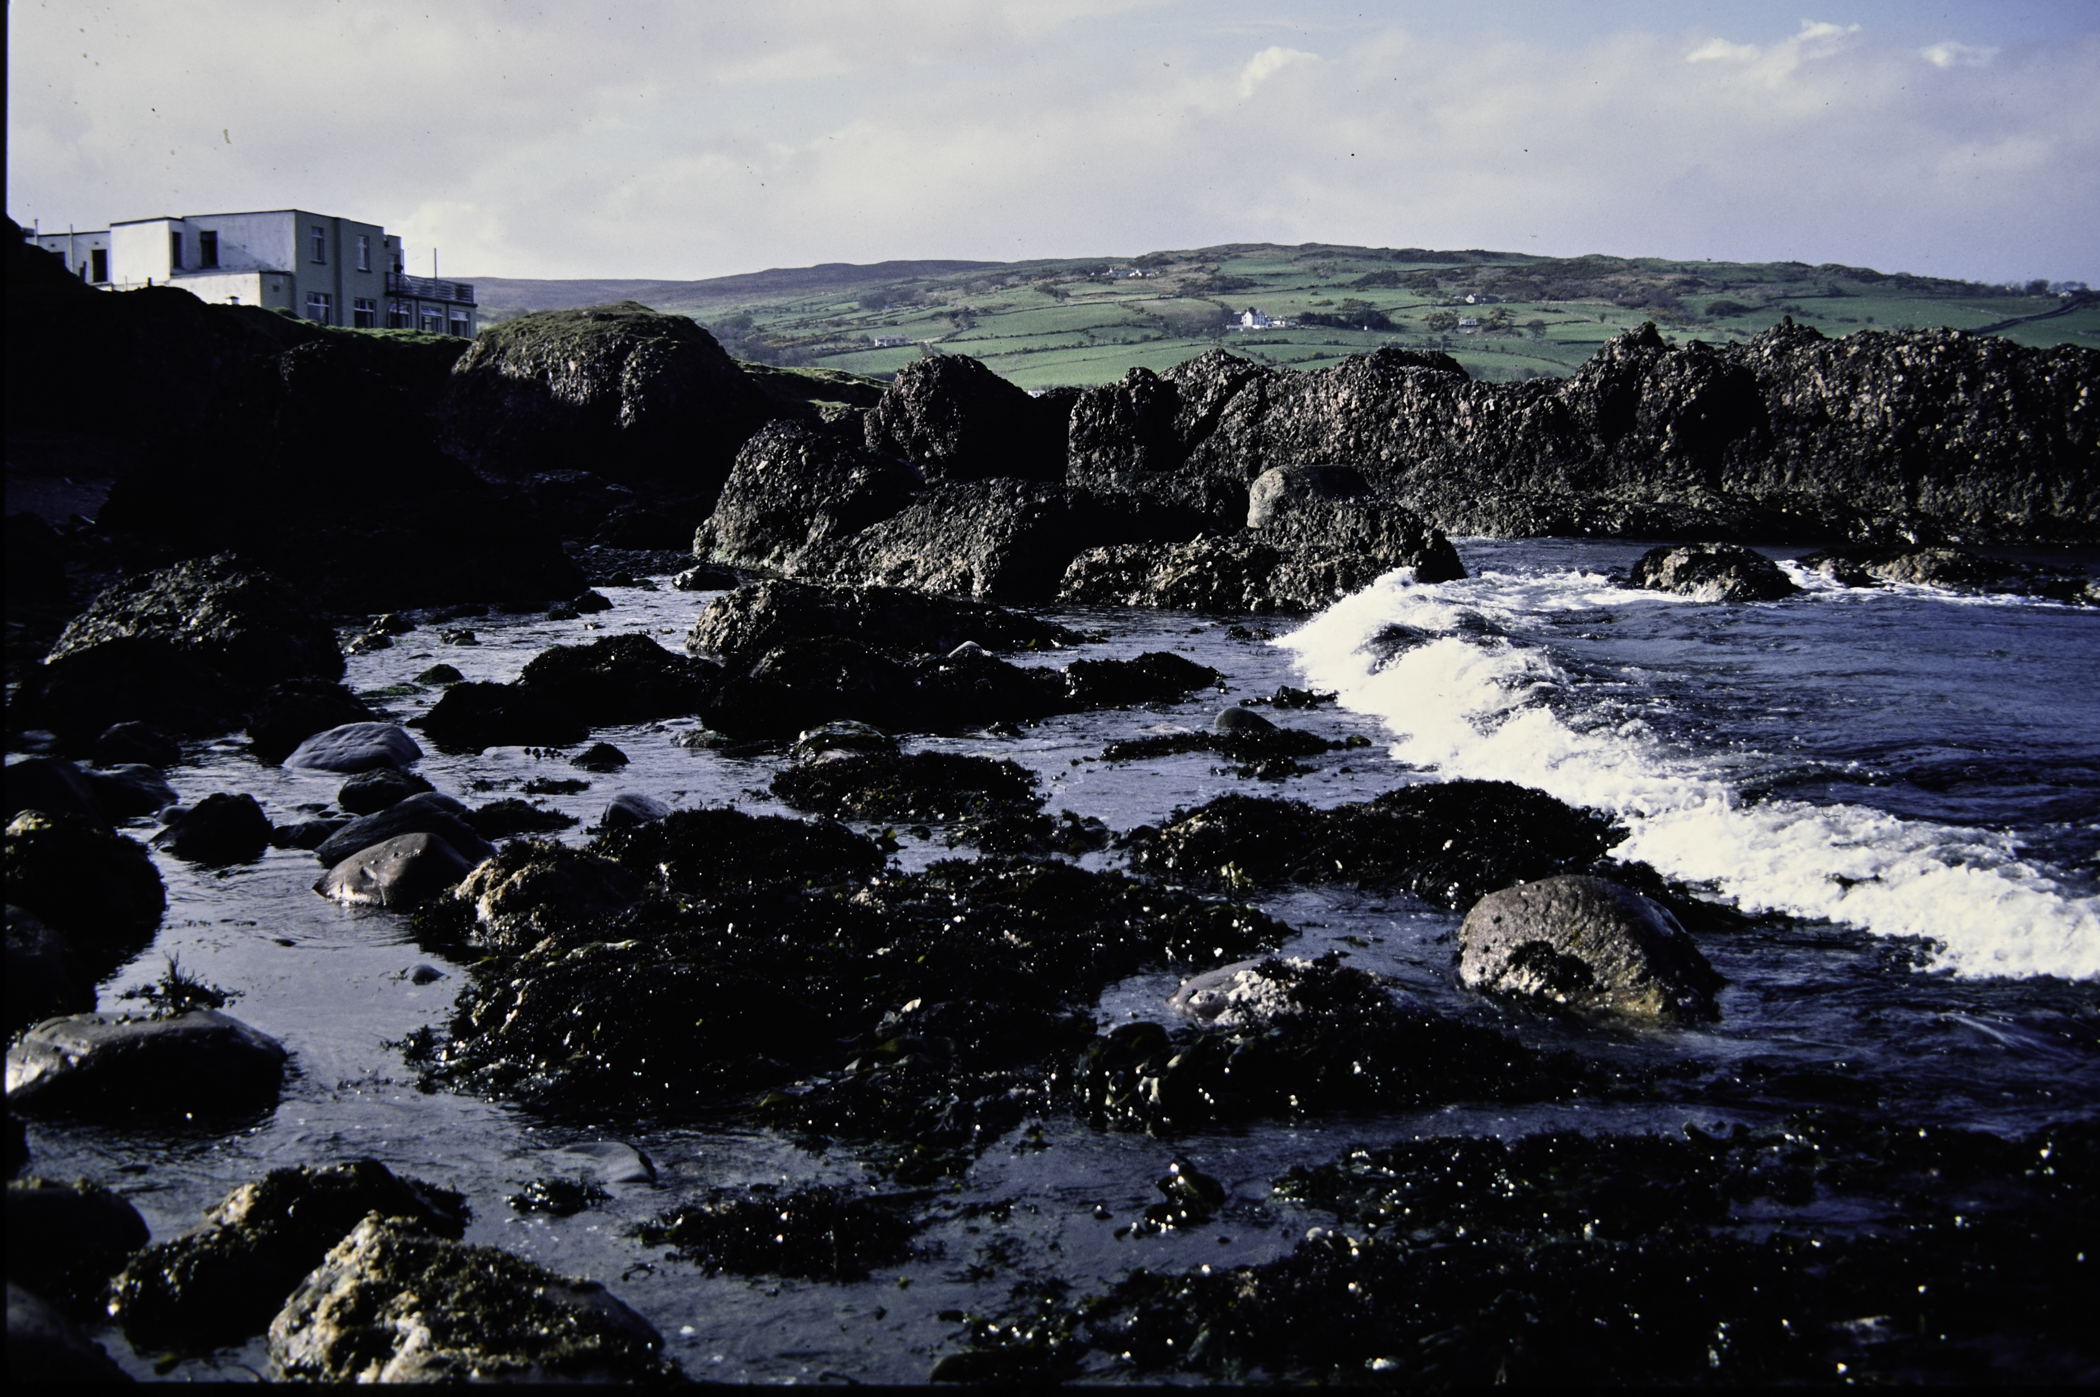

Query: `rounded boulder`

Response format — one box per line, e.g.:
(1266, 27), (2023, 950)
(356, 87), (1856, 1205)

(1458, 875), (1723, 1023)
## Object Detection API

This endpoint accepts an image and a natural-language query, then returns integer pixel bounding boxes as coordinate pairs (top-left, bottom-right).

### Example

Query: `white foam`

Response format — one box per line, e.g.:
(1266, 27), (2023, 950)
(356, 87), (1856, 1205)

(1280, 568), (2100, 981)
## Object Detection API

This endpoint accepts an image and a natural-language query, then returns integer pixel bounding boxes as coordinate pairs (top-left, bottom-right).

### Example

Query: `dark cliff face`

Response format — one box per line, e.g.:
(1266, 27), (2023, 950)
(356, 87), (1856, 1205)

(861, 354), (1067, 484)
(1074, 326), (2097, 544)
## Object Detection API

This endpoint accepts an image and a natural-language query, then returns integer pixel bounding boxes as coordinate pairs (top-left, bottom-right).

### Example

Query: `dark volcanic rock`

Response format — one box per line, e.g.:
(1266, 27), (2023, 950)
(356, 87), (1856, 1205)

(1059, 532), (1441, 614)
(1627, 541), (1799, 601)
(1058, 650), (1220, 707)
(707, 637), (921, 738)
(1066, 352), (1292, 528)
(862, 353), (1066, 483)
(517, 633), (721, 725)
(1126, 780), (1625, 907)
(336, 767), (435, 815)
(771, 751), (1044, 826)
(687, 578), (1075, 665)
(6, 1280), (133, 1383)
(313, 792), (494, 866)
(445, 301), (774, 494)
(82, 765), (177, 820)
(268, 1215), (674, 1383)
(91, 722), (182, 769)
(1459, 875), (1724, 1023)
(6, 1176), (151, 1312)
(635, 1184), (917, 1281)
(3, 756), (108, 828)
(6, 906), (95, 1032)
(414, 681), (588, 752)
(246, 682), (379, 766)
(5, 1009), (287, 1119)
(151, 792), (272, 864)
(47, 554), (342, 689)
(315, 832), (474, 909)
(696, 419), (923, 574)
(447, 840), (646, 956)
(21, 637), (251, 745)
(3, 811), (165, 973)
(110, 1159), (468, 1352)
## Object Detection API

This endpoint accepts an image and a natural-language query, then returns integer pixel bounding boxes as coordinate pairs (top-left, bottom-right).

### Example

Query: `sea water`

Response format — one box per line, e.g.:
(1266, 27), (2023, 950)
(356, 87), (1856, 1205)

(22, 537), (2099, 1383)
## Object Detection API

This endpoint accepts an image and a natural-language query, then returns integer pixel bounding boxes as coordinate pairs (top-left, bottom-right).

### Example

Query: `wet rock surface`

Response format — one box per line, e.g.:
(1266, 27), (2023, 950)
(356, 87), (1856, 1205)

(5, 905), (95, 1031)
(1799, 544), (2098, 603)
(45, 554), (343, 690)
(6, 1176), (151, 1312)
(3, 811), (165, 975)
(1460, 875), (1725, 1023)
(315, 832), (474, 908)
(1125, 780), (1626, 907)
(336, 767), (435, 815)
(697, 418), (924, 574)
(110, 1159), (467, 1351)
(267, 1215), (676, 1383)
(246, 682), (379, 766)
(1628, 541), (1800, 602)
(7, 1280), (133, 1383)
(5, 1009), (287, 1119)
(150, 791), (272, 864)
(312, 791), (494, 866)
(772, 750), (1043, 829)
(686, 578), (1077, 666)
(412, 680), (589, 752)
(516, 633), (722, 726)
(635, 1184), (920, 1281)
(862, 352), (1067, 484)
(281, 721), (423, 774)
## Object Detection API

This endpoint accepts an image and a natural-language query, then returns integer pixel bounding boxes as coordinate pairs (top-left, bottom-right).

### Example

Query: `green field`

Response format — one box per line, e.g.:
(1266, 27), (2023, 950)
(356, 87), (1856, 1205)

(473, 244), (2097, 388)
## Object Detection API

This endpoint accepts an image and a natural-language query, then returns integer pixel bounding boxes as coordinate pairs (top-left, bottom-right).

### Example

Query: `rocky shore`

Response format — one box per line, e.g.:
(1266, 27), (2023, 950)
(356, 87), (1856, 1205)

(6, 214), (2097, 1382)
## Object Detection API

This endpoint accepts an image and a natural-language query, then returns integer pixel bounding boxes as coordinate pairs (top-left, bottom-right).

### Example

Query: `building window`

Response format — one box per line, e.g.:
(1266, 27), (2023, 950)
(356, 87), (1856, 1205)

(449, 313), (471, 337)
(353, 297), (378, 329)
(421, 308), (443, 334)
(386, 301), (411, 329)
(199, 231), (219, 268)
(356, 234), (371, 272)
(90, 248), (108, 283)
(169, 231), (183, 270)
(305, 291), (334, 324)
(311, 224), (327, 264)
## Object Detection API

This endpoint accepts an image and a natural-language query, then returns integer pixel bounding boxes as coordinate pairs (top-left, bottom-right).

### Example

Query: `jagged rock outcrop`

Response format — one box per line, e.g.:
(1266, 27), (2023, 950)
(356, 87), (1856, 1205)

(444, 302), (775, 493)
(1627, 542), (1799, 602)
(695, 419), (922, 574)
(1798, 544), (2097, 604)
(862, 354), (1066, 483)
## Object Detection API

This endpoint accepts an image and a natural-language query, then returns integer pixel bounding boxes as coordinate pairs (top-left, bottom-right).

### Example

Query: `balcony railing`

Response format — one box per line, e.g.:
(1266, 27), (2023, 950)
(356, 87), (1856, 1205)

(386, 272), (475, 304)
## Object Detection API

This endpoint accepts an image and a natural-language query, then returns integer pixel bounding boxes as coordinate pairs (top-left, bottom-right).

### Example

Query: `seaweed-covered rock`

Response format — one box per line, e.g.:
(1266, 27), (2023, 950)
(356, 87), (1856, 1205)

(463, 797), (579, 839)
(1061, 528), (1460, 614)
(686, 578), (1077, 666)
(111, 1160), (468, 1352)
(600, 792), (670, 828)
(6, 1176), (150, 1312)
(862, 353), (1066, 483)
(5, 906), (94, 1032)
(636, 1184), (918, 1281)
(246, 682), (379, 766)
(771, 751), (1043, 826)
(268, 1215), (674, 1382)
(1798, 544), (2097, 604)
(445, 301), (773, 493)
(705, 637), (921, 739)
(905, 644), (1068, 726)
(413, 681), (588, 752)
(313, 792), (494, 867)
(5, 1010), (286, 1119)
(1058, 651), (1220, 707)
(1065, 353), (1289, 528)
(516, 633), (722, 726)
(336, 767), (435, 815)
(6, 1281), (133, 1382)
(2, 811), (164, 972)
(282, 722), (422, 774)
(593, 805), (889, 897)
(46, 554), (343, 688)
(1126, 781), (1625, 907)
(448, 840), (645, 955)
(696, 419), (923, 573)
(790, 720), (901, 763)
(1459, 875), (1723, 1023)
(1627, 542), (1799, 602)
(1078, 955), (1552, 1131)
(151, 792), (272, 864)
(315, 833), (474, 909)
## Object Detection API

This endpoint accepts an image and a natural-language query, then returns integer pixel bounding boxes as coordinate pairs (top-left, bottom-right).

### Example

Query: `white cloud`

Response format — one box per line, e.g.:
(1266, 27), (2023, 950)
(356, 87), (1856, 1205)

(1922, 41), (1999, 68)
(5, 4), (2095, 283)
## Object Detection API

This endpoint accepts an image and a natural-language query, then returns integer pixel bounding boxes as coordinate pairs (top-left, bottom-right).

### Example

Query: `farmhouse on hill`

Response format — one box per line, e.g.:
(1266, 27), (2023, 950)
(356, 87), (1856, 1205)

(27, 208), (476, 335)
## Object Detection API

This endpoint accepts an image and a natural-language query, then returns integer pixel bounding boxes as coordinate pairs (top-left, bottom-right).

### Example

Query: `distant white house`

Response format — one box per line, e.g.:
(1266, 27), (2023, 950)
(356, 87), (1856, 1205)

(1457, 316), (1482, 332)
(28, 208), (475, 335)
(1237, 307), (1288, 330)
(1464, 293), (1499, 305)
(870, 334), (914, 348)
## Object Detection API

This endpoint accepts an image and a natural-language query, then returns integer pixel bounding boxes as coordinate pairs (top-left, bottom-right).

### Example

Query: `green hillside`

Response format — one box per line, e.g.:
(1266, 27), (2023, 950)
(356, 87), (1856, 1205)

(473, 244), (2097, 388)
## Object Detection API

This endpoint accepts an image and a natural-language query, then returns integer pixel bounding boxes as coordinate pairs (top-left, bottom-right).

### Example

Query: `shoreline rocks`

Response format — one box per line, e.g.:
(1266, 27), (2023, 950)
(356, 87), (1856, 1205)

(1627, 542), (1798, 602)
(6, 1009), (287, 1119)
(1458, 875), (1725, 1023)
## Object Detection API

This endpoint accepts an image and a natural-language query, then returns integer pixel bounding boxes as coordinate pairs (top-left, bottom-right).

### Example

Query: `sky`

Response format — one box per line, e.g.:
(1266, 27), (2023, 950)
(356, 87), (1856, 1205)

(8, 1), (2097, 284)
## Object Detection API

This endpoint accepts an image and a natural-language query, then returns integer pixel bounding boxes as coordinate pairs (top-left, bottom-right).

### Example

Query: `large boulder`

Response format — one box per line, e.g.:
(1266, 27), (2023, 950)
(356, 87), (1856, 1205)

(412, 682), (588, 753)
(335, 767), (434, 815)
(686, 578), (1076, 665)
(1627, 542), (1799, 602)
(1062, 533), (1451, 614)
(695, 418), (923, 574)
(267, 1216), (675, 1383)
(246, 682), (379, 766)
(6, 1281), (133, 1383)
(1065, 352), (1287, 527)
(515, 633), (721, 725)
(449, 840), (646, 955)
(862, 353), (1066, 483)
(19, 637), (251, 745)
(109, 1159), (468, 1351)
(6, 1176), (151, 1311)
(5, 1010), (288, 1118)
(151, 792), (272, 864)
(282, 722), (423, 774)
(82, 765), (177, 820)
(2, 757), (107, 828)
(705, 638), (921, 739)
(312, 792), (494, 867)
(1458, 875), (1724, 1023)
(47, 554), (342, 688)
(2, 811), (164, 974)
(444, 302), (774, 494)
(314, 833), (474, 909)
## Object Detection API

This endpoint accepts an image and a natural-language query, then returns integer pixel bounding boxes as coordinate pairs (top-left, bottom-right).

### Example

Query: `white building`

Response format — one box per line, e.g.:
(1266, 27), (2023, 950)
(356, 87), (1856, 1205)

(1237, 307), (1288, 330)
(29, 209), (476, 336)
